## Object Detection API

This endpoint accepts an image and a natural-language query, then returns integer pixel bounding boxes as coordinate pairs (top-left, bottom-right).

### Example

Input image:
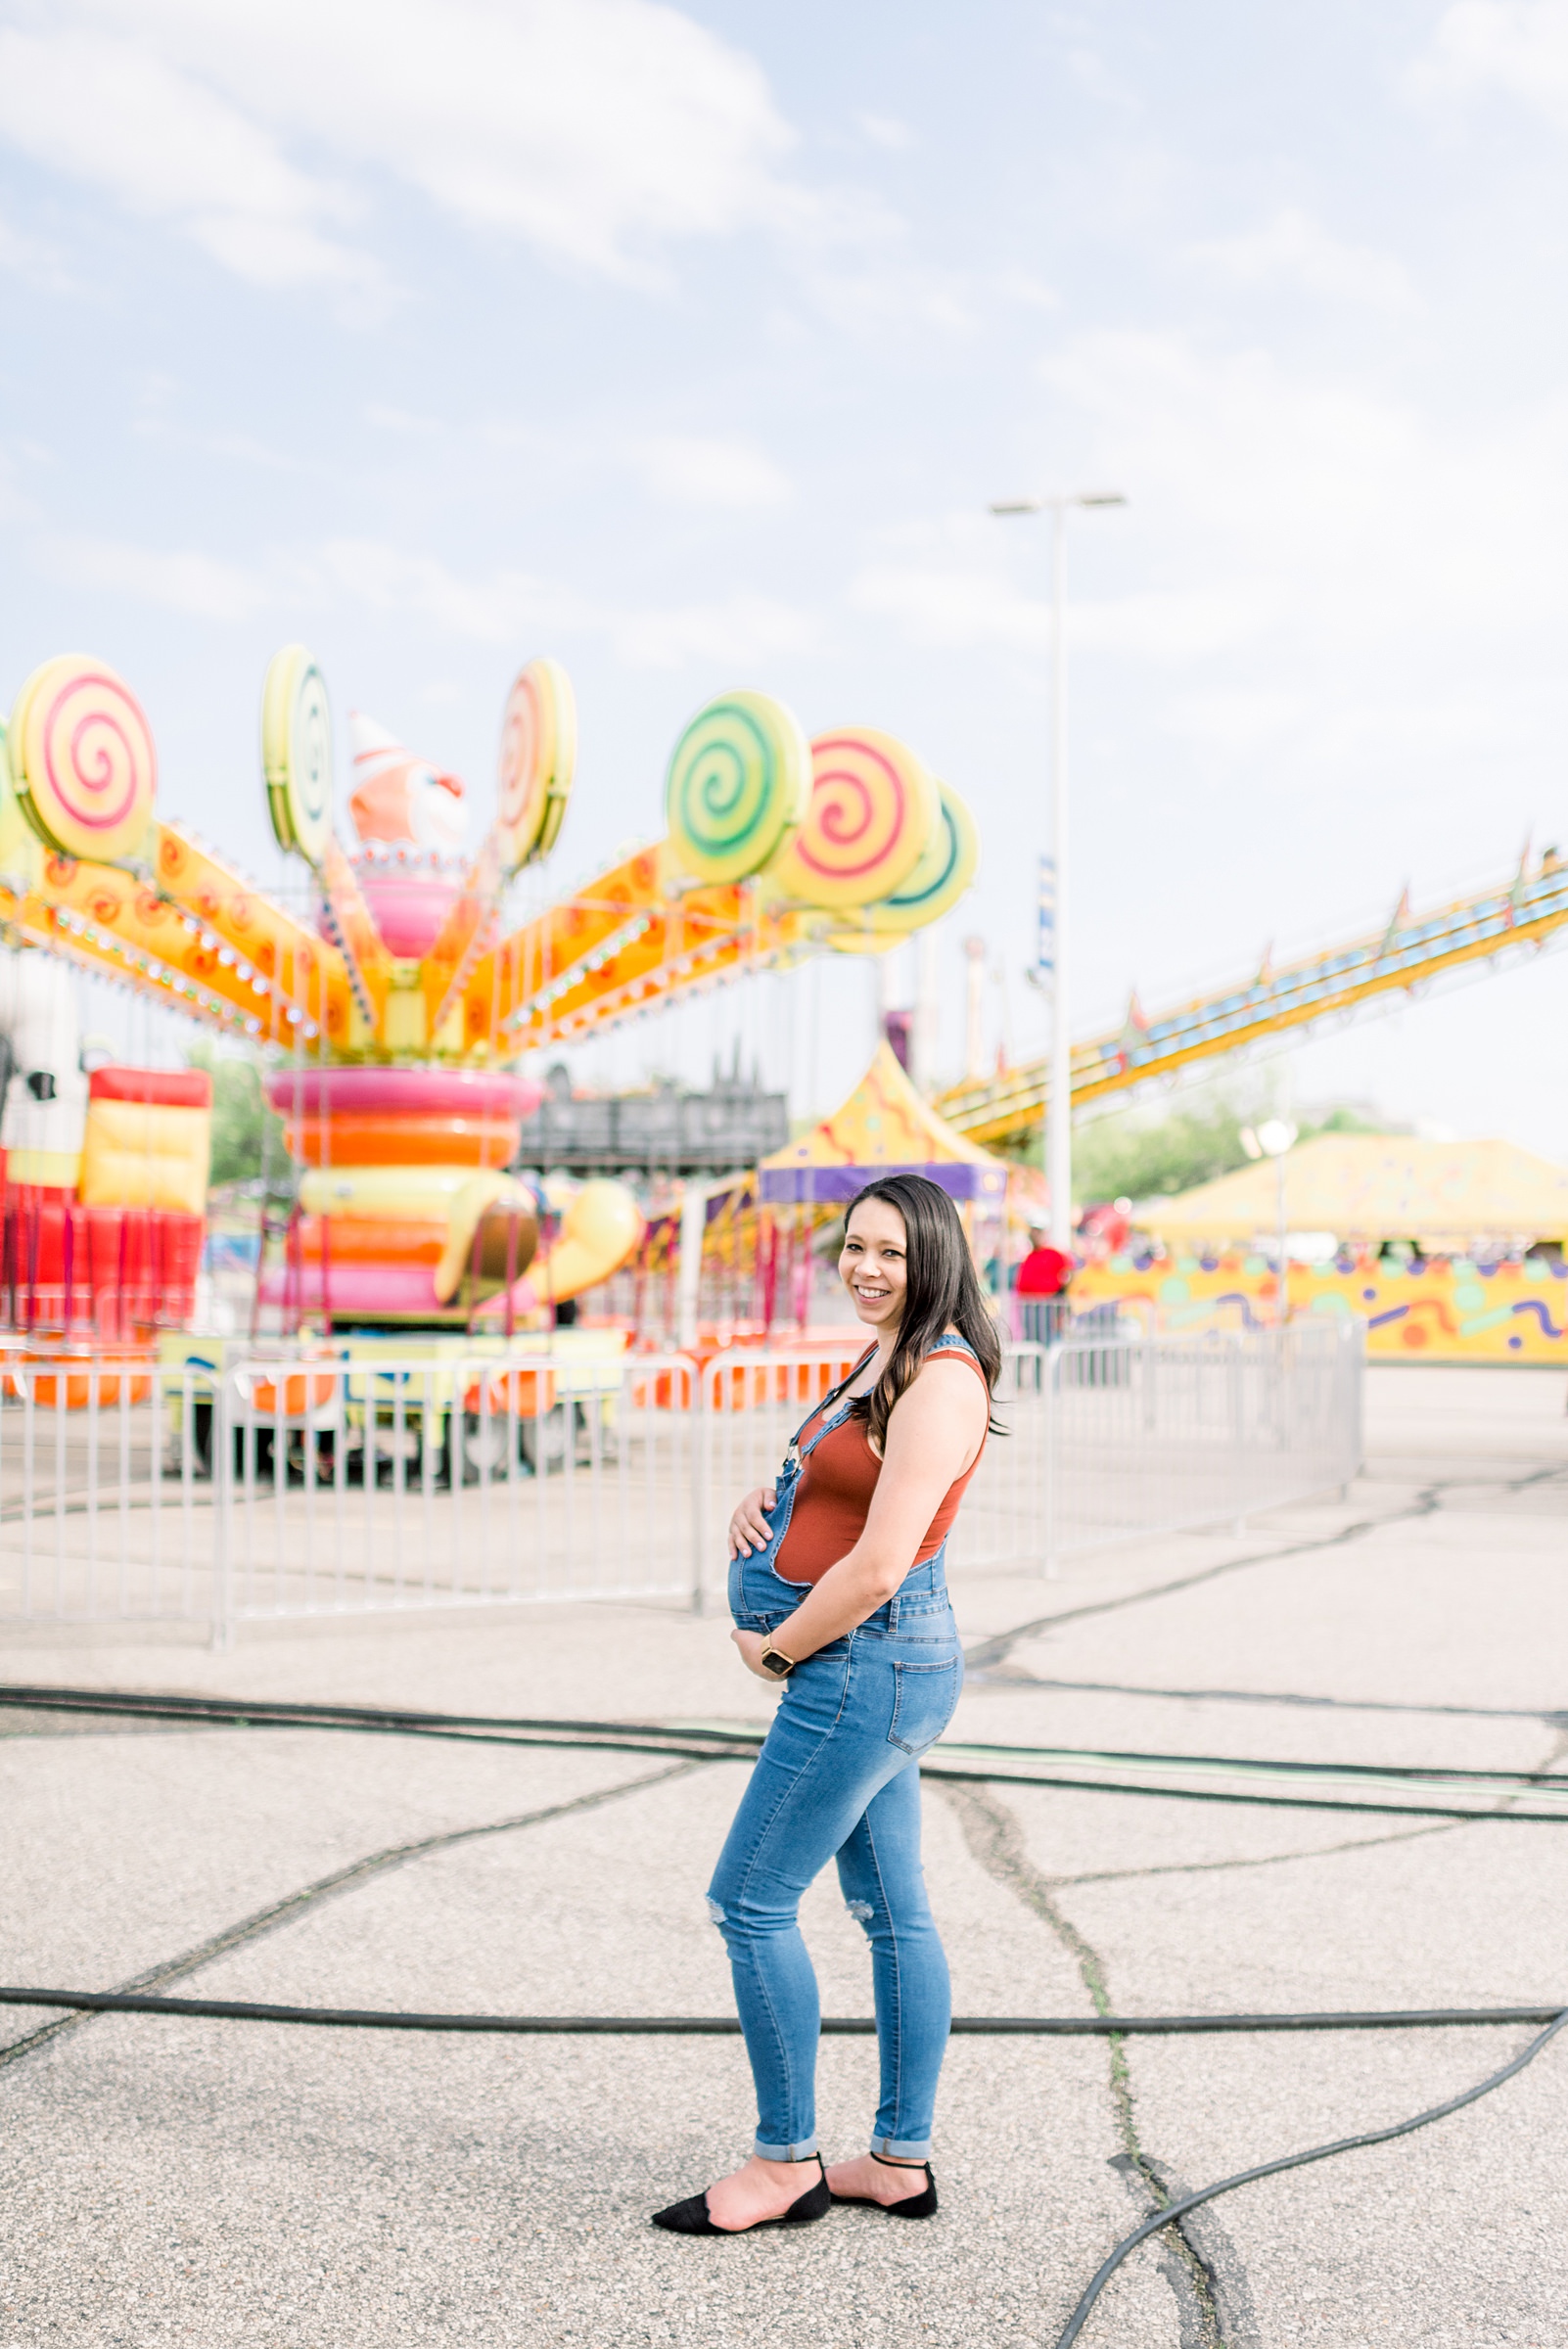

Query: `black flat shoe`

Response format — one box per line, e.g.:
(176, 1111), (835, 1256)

(651, 2154), (831, 2235)
(828, 2153), (938, 2220)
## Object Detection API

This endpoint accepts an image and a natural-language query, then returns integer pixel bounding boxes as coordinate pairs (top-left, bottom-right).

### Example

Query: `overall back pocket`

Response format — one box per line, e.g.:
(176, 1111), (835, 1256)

(888, 1655), (962, 1755)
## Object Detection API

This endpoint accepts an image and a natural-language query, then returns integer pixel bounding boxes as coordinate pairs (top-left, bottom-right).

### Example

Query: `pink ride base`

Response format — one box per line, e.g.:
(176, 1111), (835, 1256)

(256, 1264), (542, 1321)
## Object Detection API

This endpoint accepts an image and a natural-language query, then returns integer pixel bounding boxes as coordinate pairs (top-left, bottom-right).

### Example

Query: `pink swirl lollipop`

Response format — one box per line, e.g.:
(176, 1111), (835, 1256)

(8, 654), (157, 863)
(769, 726), (939, 911)
(497, 657), (576, 873)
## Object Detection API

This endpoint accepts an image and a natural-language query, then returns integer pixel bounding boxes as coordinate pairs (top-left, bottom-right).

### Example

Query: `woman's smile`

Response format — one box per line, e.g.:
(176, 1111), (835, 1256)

(840, 1198), (910, 1327)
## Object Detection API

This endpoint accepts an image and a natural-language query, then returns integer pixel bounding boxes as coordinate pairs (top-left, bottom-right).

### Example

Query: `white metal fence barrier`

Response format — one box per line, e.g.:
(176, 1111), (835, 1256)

(0, 1322), (1361, 1642)
(1039, 1316), (1364, 1568)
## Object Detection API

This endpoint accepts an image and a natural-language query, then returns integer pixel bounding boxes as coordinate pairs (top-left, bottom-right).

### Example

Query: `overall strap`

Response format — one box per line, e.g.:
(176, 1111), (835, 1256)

(787, 1344), (877, 1454)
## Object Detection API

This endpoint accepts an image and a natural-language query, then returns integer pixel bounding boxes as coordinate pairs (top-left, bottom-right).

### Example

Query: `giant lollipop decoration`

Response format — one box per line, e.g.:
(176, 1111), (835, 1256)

(666, 690), (809, 884)
(834, 780), (980, 940)
(7, 654), (157, 864)
(262, 643), (334, 867)
(496, 656), (577, 872)
(768, 725), (940, 911)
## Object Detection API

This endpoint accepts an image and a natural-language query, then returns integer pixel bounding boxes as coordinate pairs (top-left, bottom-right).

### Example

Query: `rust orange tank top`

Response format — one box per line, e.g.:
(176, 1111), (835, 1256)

(771, 1338), (990, 1588)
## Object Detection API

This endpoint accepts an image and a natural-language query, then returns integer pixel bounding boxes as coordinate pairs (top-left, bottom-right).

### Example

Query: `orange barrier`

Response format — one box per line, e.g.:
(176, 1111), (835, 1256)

(460, 1366), (557, 1417)
(705, 1355), (854, 1411)
(248, 1370), (339, 1418)
(9, 1361), (154, 1408)
(626, 1364), (695, 1409)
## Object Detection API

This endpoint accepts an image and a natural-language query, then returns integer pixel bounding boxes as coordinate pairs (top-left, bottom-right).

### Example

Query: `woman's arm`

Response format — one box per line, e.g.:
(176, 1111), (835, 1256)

(734, 1359), (987, 1674)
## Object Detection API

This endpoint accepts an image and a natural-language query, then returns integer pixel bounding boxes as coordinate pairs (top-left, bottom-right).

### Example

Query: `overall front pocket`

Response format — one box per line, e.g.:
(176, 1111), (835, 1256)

(887, 1654), (962, 1755)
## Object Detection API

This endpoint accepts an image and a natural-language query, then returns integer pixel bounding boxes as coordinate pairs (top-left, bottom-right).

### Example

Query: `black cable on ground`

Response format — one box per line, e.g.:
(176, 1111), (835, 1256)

(1, 1987), (1562, 2035)
(5, 1683), (1566, 1822)
(1052, 2009), (1568, 2348)
(6, 1681), (1565, 2335)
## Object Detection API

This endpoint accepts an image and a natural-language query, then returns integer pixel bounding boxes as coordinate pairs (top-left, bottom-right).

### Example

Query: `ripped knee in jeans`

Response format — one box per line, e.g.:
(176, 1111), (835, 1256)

(845, 1897), (874, 1929)
(706, 1895), (726, 1927)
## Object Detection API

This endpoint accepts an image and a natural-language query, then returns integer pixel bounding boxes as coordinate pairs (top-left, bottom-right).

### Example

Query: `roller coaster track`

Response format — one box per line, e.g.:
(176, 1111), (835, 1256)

(936, 852), (1568, 1152)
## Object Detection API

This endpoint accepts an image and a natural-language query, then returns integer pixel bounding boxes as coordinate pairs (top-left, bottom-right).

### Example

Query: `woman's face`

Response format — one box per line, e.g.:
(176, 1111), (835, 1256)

(840, 1198), (909, 1336)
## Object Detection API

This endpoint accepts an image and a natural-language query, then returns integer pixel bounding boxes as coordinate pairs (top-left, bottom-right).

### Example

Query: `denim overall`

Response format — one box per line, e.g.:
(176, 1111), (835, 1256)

(709, 1338), (970, 2162)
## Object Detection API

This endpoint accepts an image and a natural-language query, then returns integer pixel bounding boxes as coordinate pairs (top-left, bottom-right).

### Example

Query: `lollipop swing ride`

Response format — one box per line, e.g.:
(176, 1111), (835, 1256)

(0, 643), (980, 1353)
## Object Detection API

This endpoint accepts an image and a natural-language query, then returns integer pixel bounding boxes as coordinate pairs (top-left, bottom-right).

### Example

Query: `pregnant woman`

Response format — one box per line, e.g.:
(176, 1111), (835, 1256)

(652, 1173), (1001, 2236)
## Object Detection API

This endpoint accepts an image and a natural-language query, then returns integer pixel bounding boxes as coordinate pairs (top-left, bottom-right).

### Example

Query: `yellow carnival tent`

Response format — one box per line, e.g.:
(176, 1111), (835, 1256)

(760, 1043), (1008, 1205)
(1143, 1133), (1568, 1252)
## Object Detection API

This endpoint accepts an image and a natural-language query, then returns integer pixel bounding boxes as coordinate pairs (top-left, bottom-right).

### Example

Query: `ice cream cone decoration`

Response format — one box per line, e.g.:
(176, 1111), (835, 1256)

(348, 711), (469, 856)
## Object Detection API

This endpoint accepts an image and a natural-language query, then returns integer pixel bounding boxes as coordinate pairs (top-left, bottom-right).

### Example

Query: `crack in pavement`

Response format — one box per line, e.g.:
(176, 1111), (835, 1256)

(963, 1462), (1564, 1673)
(938, 1779), (1246, 2347)
(0, 1757), (707, 2077)
(1052, 1818), (1462, 1888)
(1038, 1720), (1568, 1891)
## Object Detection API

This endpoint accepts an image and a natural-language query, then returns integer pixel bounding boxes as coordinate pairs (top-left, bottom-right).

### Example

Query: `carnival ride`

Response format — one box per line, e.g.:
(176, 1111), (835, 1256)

(0, 647), (978, 1348)
(4, 636), (1563, 1375)
(936, 850), (1568, 1149)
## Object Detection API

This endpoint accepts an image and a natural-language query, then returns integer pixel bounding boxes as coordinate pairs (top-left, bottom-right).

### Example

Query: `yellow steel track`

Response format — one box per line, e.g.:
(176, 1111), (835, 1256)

(935, 854), (1568, 1152)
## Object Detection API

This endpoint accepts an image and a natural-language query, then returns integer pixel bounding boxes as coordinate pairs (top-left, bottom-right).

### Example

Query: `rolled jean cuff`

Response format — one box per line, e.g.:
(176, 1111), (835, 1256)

(872, 2133), (933, 2161)
(754, 2136), (818, 2162)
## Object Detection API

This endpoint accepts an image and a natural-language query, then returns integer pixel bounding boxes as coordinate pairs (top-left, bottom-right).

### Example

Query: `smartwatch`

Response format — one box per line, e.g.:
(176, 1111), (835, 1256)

(760, 1641), (796, 1680)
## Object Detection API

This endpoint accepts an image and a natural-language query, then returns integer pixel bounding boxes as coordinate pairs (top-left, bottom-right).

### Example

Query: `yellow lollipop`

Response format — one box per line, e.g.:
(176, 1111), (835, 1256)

(769, 727), (939, 911)
(826, 782), (979, 941)
(262, 644), (334, 866)
(7, 654), (157, 864)
(666, 690), (809, 884)
(497, 656), (576, 872)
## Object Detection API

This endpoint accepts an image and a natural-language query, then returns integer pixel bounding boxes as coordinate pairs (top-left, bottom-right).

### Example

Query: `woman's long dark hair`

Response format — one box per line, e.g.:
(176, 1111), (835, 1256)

(842, 1174), (1003, 1454)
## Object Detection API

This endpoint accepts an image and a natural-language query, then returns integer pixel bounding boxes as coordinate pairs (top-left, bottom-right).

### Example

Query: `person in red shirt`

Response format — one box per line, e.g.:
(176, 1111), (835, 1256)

(1017, 1228), (1073, 1298)
(1016, 1224), (1073, 1344)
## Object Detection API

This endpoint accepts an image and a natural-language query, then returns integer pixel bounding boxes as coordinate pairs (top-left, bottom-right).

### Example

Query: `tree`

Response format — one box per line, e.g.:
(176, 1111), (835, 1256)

(186, 1045), (285, 1190)
(1066, 1089), (1385, 1204)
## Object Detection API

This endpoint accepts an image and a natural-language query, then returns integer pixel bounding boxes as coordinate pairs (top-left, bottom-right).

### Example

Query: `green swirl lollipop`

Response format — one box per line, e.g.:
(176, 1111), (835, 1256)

(666, 691), (809, 884)
(860, 780), (979, 932)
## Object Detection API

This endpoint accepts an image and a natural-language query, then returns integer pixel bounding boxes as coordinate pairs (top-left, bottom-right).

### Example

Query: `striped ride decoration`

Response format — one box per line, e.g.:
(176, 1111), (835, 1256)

(261, 644), (334, 867)
(769, 726), (940, 911)
(496, 657), (576, 872)
(7, 655), (157, 864)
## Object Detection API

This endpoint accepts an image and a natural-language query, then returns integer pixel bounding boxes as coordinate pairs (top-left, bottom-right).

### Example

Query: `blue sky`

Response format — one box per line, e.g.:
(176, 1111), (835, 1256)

(2, 0), (1567, 1151)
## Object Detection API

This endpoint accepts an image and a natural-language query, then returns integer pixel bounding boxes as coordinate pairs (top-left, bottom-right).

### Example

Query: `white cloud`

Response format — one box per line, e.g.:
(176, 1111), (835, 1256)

(316, 538), (811, 666)
(608, 592), (811, 667)
(850, 559), (1260, 662)
(0, 0), (799, 289)
(43, 532), (268, 621)
(0, 207), (69, 287)
(1189, 207), (1418, 310)
(34, 522), (812, 669)
(857, 113), (914, 152)
(851, 563), (1048, 651)
(0, 27), (371, 291)
(631, 433), (791, 509)
(992, 265), (1059, 311)
(311, 538), (567, 644)
(1161, 688), (1309, 754)
(1413, 1), (1568, 129)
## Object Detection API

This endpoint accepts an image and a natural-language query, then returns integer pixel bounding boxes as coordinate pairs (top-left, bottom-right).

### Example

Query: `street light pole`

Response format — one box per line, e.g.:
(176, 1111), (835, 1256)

(991, 489), (1126, 1253)
(1048, 503), (1069, 1255)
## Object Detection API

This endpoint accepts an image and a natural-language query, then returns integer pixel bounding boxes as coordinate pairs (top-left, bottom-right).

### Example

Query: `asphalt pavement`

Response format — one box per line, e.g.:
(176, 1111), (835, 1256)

(1, 1361), (1565, 2347)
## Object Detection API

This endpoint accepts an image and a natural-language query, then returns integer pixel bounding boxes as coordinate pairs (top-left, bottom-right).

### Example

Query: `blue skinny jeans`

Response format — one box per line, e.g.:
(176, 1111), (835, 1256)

(713, 1464), (963, 2162)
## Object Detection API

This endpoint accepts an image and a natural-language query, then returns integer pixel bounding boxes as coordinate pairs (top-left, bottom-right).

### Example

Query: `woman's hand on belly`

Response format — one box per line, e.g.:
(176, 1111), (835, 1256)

(731, 1629), (779, 1681)
(727, 1485), (777, 1559)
